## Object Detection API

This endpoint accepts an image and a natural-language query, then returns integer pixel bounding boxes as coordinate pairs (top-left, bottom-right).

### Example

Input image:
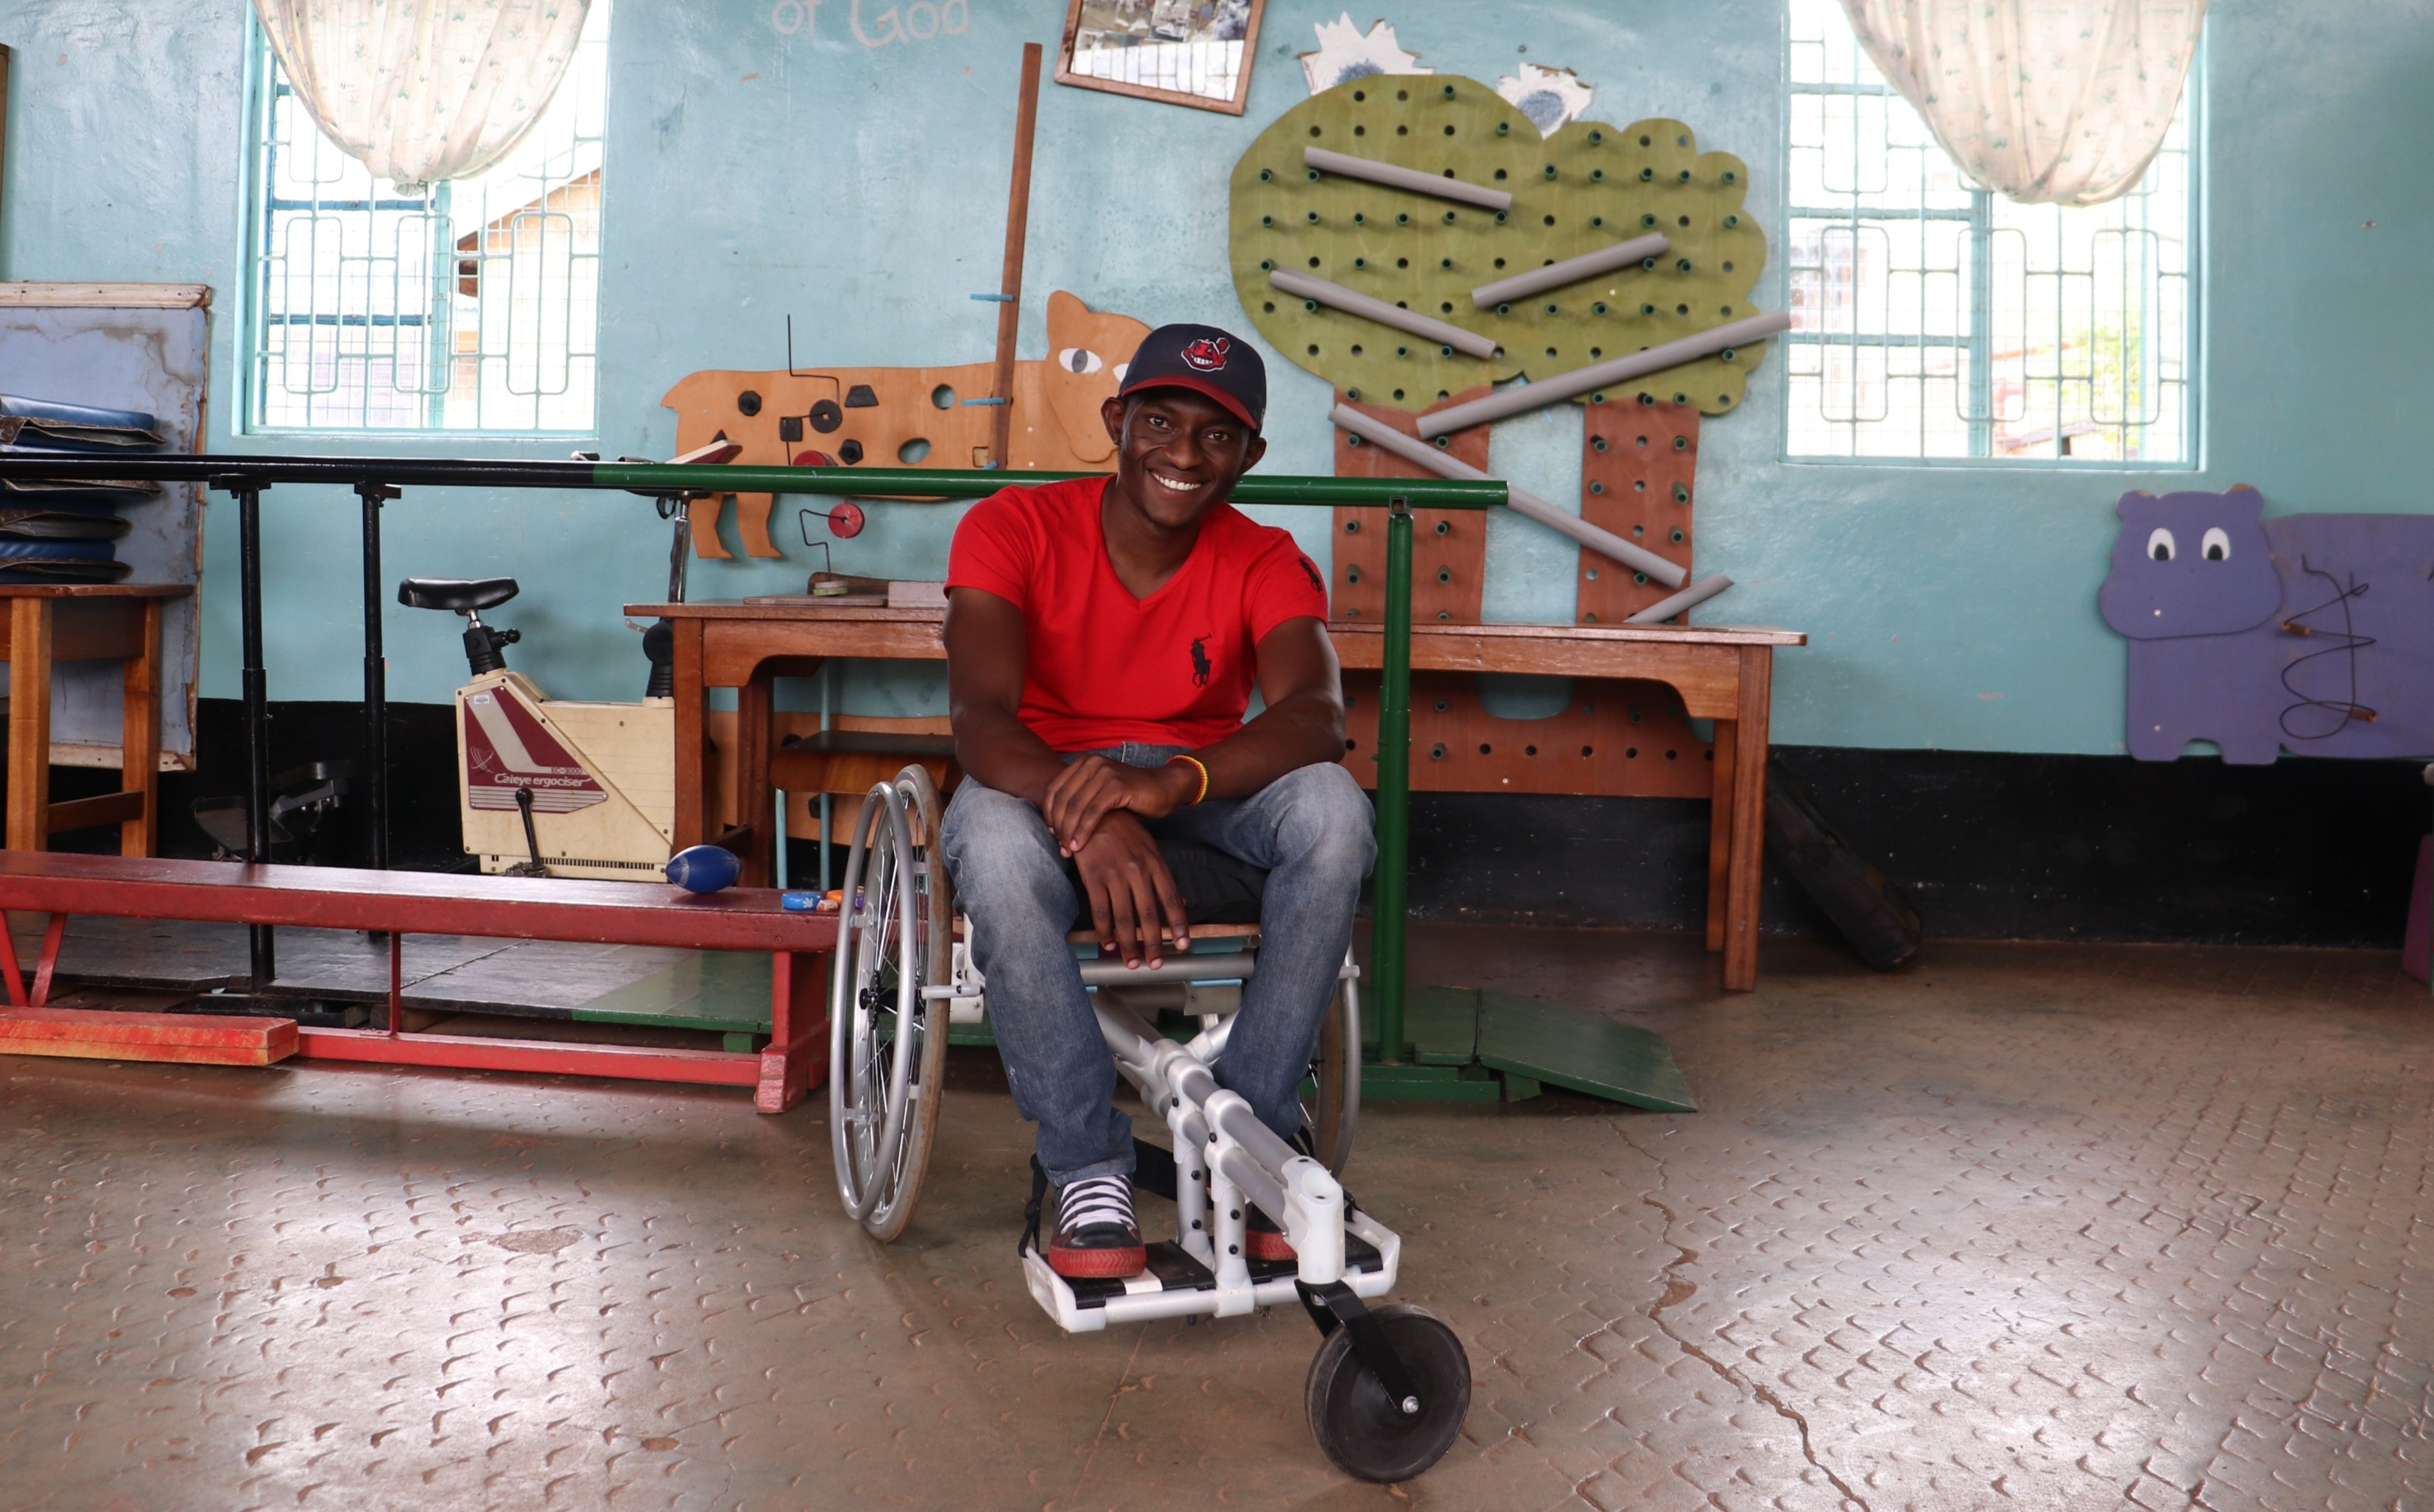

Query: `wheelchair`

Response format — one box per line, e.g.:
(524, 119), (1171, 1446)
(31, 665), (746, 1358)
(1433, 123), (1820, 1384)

(826, 764), (1471, 1483)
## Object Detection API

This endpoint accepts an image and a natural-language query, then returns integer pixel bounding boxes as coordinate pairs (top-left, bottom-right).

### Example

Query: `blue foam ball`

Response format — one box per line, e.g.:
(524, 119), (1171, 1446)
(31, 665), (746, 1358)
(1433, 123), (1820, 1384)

(665, 845), (741, 894)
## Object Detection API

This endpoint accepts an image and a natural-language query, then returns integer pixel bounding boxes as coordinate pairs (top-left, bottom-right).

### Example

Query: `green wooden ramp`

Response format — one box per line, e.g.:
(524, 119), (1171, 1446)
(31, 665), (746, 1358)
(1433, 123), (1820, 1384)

(1379, 987), (1697, 1111)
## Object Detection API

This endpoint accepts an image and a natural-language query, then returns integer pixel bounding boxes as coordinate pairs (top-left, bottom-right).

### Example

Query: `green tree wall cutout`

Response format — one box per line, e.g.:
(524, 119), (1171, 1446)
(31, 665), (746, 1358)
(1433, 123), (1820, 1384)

(1230, 79), (1773, 418)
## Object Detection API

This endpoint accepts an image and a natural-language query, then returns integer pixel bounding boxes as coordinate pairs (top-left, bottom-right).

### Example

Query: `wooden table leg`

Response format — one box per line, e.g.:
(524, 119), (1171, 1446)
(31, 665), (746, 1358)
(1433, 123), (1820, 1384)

(672, 616), (708, 851)
(736, 661), (775, 886)
(0, 907), (24, 1005)
(758, 947), (830, 1113)
(1706, 720), (1737, 954)
(119, 598), (162, 857)
(7, 598), (51, 852)
(1720, 646), (1773, 991)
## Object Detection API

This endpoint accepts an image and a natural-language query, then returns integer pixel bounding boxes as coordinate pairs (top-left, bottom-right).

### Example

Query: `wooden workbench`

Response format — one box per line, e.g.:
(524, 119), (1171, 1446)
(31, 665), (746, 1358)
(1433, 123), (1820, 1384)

(625, 599), (1804, 990)
(1, 583), (190, 857)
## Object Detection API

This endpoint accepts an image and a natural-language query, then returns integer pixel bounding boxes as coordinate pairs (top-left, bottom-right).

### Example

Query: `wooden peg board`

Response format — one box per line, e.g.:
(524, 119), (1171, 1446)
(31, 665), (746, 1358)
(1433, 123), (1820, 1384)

(1340, 671), (1714, 798)
(1329, 387), (1493, 625)
(664, 360), (999, 560)
(659, 291), (1148, 560)
(1230, 86), (1771, 418)
(1324, 388), (1718, 801)
(1575, 399), (1700, 625)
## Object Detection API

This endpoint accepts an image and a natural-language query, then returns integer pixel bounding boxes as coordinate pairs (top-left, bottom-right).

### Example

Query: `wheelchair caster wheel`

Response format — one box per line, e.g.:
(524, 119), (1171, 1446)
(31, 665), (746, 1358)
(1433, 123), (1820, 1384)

(1303, 1302), (1471, 1483)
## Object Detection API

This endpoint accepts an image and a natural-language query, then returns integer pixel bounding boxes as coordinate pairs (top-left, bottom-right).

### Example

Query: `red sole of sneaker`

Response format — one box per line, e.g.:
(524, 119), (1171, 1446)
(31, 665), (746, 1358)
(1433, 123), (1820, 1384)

(1047, 1246), (1149, 1279)
(1245, 1234), (1297, 1263)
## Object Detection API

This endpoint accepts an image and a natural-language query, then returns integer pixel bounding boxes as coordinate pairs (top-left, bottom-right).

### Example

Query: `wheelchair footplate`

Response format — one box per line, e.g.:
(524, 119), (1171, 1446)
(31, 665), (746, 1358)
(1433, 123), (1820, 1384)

(1021, 1212), (1399, 1332)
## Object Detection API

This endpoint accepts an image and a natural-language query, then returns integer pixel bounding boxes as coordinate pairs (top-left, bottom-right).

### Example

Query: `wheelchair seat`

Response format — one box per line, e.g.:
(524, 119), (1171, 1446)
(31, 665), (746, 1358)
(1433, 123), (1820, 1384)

(398, 576), (518, 613)
(1065, 834), (1266, 926)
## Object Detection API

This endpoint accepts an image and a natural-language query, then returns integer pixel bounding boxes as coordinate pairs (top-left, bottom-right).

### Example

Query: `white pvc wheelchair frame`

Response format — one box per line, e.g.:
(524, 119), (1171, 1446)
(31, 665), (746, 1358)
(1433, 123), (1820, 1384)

(924, 935), (1392, 1335)
(1020, 987), (1402, 1332)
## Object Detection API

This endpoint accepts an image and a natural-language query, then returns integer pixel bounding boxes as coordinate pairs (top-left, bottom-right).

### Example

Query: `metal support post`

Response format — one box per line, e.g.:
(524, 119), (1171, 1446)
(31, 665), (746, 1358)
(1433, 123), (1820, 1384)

(818, 661), (834, 892)
(643, 496), (689, 700)
(231, 482), (275, 988)
(1371, 498), (1413, 1063)
(1966, 187), (1995, 458)
(357, 481), (399, 869)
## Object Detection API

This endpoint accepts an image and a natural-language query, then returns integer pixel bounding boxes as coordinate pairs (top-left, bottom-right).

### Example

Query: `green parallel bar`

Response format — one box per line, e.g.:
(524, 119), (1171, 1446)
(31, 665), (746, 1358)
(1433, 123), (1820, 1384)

(592, 463), (1507, 510)
(0, 455), (1509, 510)
(0, 456), (1508, 510)
(1371, 500), (1414, 1063)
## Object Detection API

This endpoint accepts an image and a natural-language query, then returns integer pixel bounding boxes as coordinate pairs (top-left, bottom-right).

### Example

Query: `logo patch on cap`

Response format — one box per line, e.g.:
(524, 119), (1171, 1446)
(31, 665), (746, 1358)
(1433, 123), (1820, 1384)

(1181, 336), (1231, 373)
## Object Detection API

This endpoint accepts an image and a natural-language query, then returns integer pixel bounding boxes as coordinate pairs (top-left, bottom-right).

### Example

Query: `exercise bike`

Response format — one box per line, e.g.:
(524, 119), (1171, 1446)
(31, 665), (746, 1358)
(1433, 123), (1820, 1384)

(829, 763), (1472, 1483)
(398, 442), (737, 879)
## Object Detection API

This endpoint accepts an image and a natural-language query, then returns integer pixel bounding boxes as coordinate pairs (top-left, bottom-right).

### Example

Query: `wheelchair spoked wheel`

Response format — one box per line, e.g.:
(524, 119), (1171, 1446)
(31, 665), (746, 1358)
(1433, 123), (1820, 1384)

(1304, 1303), (1472, 1483)
(828, 764), (954, 1241)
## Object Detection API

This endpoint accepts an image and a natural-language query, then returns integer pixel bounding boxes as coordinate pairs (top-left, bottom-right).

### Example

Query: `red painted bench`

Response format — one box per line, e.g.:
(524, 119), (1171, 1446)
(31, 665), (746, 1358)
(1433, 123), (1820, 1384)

(0, 852), (837, 1111)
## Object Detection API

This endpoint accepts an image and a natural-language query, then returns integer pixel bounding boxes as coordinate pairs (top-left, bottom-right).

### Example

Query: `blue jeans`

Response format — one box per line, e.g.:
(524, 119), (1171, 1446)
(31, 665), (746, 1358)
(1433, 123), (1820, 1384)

(939, 746), (1376, 1187)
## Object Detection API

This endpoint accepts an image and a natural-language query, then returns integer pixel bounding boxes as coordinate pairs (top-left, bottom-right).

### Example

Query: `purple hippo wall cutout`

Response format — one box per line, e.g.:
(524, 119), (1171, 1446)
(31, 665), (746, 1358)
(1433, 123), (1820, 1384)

(2098, 487), (2434, 762)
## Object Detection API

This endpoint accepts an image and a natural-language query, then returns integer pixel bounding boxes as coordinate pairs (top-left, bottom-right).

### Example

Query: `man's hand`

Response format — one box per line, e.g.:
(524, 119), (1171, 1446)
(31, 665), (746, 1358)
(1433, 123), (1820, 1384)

(1072, 812), (1190, 966)
(1044, 755), (1198, 857)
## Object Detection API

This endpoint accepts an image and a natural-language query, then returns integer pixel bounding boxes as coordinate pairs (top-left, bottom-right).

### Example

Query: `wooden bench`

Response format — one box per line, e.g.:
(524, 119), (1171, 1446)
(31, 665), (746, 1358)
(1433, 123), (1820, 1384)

(0, 852), (837, 1111)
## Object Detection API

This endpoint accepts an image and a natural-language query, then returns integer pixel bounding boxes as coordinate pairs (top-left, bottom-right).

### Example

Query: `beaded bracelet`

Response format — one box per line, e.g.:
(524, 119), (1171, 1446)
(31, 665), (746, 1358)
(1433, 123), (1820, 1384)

(1168, 753), (1210, 805)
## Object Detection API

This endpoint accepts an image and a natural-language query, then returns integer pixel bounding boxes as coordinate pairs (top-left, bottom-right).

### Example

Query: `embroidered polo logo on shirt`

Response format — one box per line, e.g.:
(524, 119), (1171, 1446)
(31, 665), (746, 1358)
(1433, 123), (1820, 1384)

(1189, 635), (1213, 686)
(1181, 337), (1231, 372)
(1297, 555), (1323, 594)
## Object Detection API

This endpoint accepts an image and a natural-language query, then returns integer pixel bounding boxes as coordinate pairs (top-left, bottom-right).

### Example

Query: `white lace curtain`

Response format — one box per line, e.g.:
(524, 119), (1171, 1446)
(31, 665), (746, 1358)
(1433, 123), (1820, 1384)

(255, 0), (593, 190)
(1837, 0), (2206, 206)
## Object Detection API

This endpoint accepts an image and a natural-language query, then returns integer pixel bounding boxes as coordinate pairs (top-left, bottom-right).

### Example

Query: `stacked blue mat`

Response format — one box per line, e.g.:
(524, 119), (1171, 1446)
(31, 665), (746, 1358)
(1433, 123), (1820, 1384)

(0, 394), (166, 583)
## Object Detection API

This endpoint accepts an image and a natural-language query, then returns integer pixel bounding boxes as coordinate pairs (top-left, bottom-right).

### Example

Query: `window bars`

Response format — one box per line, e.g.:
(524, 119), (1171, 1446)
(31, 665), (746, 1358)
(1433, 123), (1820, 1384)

(1784, 0), (2195, 463)
(242, 3), (611, 434)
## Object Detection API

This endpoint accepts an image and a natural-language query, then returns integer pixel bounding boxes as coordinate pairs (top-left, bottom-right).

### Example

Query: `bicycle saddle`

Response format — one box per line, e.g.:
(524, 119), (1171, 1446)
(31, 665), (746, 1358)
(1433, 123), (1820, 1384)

(398, 576), (519, 612)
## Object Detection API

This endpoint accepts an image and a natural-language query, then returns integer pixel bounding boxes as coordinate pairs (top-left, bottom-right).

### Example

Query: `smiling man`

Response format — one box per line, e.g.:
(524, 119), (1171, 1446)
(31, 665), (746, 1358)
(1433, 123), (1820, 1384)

(940, 324), (1374, 1279)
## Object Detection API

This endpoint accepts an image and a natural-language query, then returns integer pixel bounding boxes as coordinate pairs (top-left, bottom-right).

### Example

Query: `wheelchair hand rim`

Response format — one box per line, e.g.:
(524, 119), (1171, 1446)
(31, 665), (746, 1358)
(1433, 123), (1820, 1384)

(827, 782), (924, 1223)
(1329, 968), (1361, 1175)
(827, 787), (884, 1218)
(835, 785), (920, 1221)
(856, 764), (952, 1237)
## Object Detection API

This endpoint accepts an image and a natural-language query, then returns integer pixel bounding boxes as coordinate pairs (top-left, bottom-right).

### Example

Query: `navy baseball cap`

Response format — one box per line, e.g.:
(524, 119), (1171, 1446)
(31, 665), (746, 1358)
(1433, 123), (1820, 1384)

(1117, 323), (1267, 432)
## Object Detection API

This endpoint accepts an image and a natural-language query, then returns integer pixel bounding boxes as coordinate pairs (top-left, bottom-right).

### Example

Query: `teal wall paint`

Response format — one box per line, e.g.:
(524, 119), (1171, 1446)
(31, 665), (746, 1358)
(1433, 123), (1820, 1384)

(0, 1), (2424, 753)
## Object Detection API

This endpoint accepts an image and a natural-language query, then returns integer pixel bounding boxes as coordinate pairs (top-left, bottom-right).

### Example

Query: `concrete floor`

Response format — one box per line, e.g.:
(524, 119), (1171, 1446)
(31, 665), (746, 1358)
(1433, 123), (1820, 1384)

(2, 925), (2430, 1511)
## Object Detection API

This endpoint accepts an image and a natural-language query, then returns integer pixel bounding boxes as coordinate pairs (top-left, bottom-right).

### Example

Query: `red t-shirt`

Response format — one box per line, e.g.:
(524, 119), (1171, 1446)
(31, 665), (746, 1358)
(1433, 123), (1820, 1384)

(946, 477), (1331, 753)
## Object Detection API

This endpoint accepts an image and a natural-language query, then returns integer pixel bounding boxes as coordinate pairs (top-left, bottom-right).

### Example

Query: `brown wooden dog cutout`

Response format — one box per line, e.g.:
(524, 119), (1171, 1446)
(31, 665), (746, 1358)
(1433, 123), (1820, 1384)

(660, 292), (1151, 558)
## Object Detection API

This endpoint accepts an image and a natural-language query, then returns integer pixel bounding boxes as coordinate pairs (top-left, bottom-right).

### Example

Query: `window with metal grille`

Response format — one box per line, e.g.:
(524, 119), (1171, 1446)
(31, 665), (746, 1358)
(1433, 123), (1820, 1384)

(239, 4), (611, 433)
(1785, 0), (2196, 463)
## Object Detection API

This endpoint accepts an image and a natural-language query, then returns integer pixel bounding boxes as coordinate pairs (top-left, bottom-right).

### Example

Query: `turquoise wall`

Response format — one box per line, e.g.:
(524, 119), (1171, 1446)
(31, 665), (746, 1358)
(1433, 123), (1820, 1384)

(1, 0), (2424, 752)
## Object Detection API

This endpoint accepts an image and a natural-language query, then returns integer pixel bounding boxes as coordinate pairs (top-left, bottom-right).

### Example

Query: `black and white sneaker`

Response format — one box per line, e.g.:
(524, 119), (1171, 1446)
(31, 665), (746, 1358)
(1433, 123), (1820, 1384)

(1047, 1175), (1147, 1279)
